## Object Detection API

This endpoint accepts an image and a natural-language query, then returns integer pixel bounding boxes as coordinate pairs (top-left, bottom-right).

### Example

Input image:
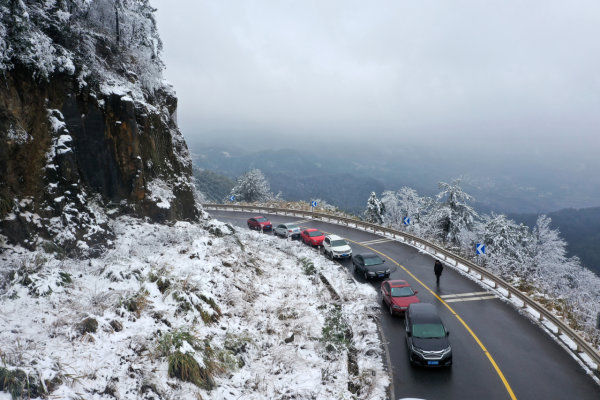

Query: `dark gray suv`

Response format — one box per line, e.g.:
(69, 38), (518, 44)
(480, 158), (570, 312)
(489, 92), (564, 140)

(405, 303), (452, 367)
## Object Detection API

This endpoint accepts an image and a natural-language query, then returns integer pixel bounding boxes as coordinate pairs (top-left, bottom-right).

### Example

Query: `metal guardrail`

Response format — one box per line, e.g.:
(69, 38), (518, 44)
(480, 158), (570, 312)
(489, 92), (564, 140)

(203, 203), (600, 374)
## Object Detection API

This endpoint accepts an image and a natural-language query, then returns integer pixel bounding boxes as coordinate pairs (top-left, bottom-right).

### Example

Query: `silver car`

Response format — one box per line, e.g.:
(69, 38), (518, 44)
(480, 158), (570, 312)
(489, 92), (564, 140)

(274, 222), (301, 239)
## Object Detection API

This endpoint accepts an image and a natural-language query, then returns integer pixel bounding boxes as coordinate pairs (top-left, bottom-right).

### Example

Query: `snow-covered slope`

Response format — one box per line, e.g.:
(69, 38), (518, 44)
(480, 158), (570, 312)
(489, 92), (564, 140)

(0, 215), (388, 399)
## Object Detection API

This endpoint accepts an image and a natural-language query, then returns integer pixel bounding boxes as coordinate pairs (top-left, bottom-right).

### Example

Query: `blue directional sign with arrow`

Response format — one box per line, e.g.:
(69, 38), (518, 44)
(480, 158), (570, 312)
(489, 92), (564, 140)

(311, 201), (318, 207)
(403, 217), (411, 225)
(229, 195), (235, 202)
(476, 243), (485, 255)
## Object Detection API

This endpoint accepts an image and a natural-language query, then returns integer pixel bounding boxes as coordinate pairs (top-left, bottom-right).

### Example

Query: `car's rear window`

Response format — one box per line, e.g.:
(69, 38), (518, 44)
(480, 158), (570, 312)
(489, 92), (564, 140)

(391, 286), (414, 297)
(412, 323), (446, 339)
(364, 256), (384, 266)
(256, 217), (268, 222)
(286, 224), (299, 229)
(308, 231), (323, 237)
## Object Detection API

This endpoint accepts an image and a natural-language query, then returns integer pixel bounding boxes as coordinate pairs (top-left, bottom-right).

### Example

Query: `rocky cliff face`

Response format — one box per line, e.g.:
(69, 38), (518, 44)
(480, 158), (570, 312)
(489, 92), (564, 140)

(0, 1), (199, 256)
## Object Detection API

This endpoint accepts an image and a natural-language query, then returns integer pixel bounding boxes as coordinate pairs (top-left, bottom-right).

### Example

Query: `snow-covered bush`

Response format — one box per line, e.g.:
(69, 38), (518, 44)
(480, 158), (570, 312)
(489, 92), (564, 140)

(229, 168), (273, 202)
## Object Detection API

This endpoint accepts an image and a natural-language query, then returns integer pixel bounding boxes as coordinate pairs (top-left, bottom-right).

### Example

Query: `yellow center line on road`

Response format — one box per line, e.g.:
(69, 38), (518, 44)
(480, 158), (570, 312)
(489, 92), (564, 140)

(331, 231), (517, 400)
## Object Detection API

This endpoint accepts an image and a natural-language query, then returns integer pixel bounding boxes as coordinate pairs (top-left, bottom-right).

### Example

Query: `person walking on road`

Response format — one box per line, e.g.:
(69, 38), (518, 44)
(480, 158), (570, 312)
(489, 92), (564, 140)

(434, 260), (444, 286)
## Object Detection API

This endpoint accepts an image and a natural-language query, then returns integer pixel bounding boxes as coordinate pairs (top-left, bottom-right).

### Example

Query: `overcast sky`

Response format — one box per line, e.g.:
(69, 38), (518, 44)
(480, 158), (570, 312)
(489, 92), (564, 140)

(152, 0), (600, 152)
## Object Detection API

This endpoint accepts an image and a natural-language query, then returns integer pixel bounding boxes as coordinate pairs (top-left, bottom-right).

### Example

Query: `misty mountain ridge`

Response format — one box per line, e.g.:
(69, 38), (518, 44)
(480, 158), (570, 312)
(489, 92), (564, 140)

(189, 141), (600, 214)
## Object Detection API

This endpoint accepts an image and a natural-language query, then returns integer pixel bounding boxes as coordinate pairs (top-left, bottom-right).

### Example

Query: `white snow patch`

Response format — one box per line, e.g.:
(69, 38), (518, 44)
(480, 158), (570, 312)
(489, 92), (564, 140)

(147, 179), (175, 209)
(47, 110), (66, 132)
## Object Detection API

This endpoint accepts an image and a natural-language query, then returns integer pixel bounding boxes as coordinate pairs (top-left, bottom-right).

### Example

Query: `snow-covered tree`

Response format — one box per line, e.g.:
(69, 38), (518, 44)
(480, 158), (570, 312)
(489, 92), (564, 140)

(479, 213), (531, 277)
(381, 191), (403, 227)
(0, 0), (163, 88)
(229, 169), (273, 203)
(364, 192), (385, 224)
(428, 179), (479, 246)
(382, 187), (430, 234)
(527, 215), (581, 292)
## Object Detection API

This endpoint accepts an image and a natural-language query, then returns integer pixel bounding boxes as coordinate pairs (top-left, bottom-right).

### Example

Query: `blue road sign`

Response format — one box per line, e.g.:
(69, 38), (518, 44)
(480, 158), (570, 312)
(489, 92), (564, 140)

(403, 217), (411, 225)
(311, 201), (318, 207)
(476, 243), (486, 255)
(229, 195), (235, 202)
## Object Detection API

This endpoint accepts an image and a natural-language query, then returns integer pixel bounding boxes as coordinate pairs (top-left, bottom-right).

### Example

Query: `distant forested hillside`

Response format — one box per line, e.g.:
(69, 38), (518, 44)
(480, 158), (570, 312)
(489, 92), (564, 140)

(510, 207), (600, 275)
(187, 138), (600, 214)
(193, 169), (235, 202)
(191, 148), (385, 212)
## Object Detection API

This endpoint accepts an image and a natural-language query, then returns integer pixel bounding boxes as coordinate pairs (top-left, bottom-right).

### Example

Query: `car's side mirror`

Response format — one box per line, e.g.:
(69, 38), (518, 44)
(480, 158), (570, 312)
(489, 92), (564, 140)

(414, 291), (418, 294)
(382, 259), (386, 263)
(446, 331), (450, 337)
(406, 330), (412, 337)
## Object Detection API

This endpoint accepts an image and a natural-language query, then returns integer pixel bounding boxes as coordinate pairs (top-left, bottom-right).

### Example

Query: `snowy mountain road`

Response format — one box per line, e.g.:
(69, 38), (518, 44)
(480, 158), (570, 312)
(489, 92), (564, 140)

(211, 210), (600, 400)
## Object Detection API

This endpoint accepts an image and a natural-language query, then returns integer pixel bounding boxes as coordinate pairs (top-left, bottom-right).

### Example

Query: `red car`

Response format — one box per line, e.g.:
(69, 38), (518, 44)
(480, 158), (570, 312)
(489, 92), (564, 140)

(247, 216), (272, 231)
(381, 280), (420, 316)
(301, 229), (325, 247)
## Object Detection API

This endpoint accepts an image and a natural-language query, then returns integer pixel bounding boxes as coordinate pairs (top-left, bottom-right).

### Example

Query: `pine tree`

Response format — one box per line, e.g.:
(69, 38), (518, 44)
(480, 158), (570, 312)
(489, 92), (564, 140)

(364, 192), (385, 224)
(229, 169), (273, 203)
(480, 213), (531, 276)
(429, 178), (479, 247)
(527, 215), (580, 292)
(382, 187), (430, 233)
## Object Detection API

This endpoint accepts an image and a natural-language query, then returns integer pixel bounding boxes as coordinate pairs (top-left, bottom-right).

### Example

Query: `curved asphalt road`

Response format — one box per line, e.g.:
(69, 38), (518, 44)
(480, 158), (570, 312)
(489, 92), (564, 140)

(212, 210), (600, 400)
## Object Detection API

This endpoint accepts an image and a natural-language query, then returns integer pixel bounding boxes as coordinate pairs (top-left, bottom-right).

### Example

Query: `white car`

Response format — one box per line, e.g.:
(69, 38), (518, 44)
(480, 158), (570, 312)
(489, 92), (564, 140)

(273, 222), (301, 239)
(323, 234), (353, 259)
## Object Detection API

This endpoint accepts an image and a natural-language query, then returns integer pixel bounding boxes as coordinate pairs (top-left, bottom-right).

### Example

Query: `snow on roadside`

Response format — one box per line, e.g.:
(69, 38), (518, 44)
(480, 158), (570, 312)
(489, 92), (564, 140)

(0, 216), (387, 399)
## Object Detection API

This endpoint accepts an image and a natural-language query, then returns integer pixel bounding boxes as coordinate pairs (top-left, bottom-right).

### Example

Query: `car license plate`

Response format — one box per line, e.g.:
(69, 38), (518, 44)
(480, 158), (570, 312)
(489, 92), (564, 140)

(427, 361), (439, 366)
(342, 254), (348, 257)
(378, 274), (384, 278)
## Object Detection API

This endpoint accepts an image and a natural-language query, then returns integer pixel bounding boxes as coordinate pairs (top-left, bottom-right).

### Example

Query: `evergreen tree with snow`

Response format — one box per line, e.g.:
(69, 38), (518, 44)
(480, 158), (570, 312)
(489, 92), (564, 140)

(364, 192), (385, 224)
(527, 215), (581, 292)
(428, 178), (479, 246)
(479, 213), (531, 276)
(382, 187), (430, 233)
(229, 169), (273, 203)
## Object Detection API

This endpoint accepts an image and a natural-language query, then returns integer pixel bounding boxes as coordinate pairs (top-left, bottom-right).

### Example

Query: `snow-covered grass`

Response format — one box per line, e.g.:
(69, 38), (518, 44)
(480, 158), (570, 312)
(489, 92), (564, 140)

(0, 216), (387, 399)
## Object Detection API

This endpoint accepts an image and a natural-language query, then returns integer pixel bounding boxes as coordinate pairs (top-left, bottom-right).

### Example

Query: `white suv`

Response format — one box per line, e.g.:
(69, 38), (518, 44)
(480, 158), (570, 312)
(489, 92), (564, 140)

(323, 234), (353, 259)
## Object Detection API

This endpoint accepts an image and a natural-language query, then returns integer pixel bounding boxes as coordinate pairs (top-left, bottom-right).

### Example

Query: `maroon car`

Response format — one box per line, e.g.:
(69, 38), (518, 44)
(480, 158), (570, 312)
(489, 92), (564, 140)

(381, 280), (420, 316)
(247, 216), (272, 231)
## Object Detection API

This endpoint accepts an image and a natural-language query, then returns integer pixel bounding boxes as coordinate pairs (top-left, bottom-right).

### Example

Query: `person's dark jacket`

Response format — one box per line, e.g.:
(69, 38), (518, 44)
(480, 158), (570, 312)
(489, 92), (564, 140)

(434, 260), (444, 276)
